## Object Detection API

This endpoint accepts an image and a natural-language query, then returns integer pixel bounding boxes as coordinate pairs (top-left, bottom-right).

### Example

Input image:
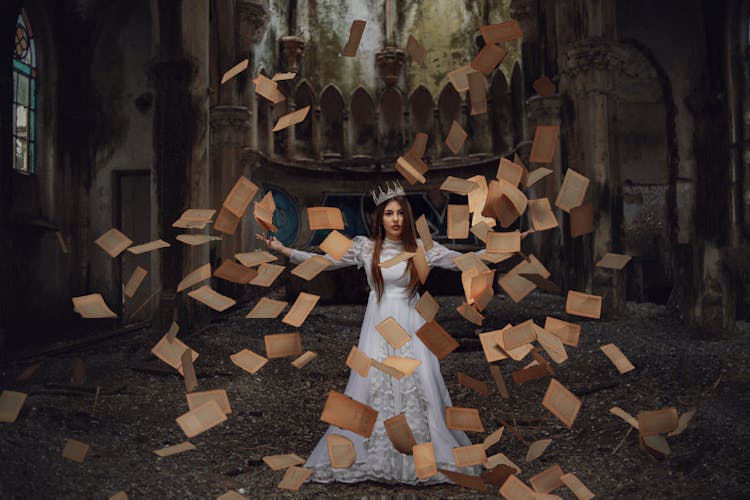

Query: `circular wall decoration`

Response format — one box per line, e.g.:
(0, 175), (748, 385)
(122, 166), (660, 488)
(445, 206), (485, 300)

(266, 184), (299, 247)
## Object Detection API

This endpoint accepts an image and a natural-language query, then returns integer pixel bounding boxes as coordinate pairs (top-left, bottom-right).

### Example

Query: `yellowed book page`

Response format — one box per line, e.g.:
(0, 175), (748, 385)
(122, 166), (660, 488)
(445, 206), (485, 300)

(406, 35), (426, 65)
(596, 252), (632, 270)
(282, 292), (320, 327)
(94, 228), (132, 257)
(496, 157), (523, 186)
(489, 364), (510, 399)
(214, 260), (257, 285)
(395, 155), (427, 185)
(0, 390), (27, 423)
(16, 363), (40, 382)
(480, 19), (523, 43)
(409, 132), (429, 158)
(379, 251), (416, 269)
(437, 468), (486, 492)
(527, 198), (559, 232)
(609, 406), (639, 429)
(669, 408), (697, 437)
(320, 390), (378, 438)
(291, 350), (318, 369)
(637, 407), (678, 436)
(415, 214), (434, 251)
(253, 73), (285, 103)
(370, 358), (406, 380)
(499, 474), (536, 500)
(534, 325), (568, 364)
(413, 245), (430, 284)
(529, 464), (564, 494)
(570, 202), (594, 239)
(415, 290), (439, 322)
(375, 317), (411, 349)
(533, 75), (556, 97)
(253, 201), (277, 232)
(272, 72), (296, 81)
(327, 434), (356, 468)
(308, 207), (345, 230)
(173, 208), (215, 228)
(264, 333), (302, 359)
(230, 348), (267, 374)
(416, 321), (459, 360)
(453, 443), (487, 467)
(498, 178), (528, 217)
(600, 343), (635, 374)
(526, 167), (553, 188)
(479, 332), (508, 363)
(446, 407), (484, 432)
(498, 254), (550, 304)
(486, 231), (520, 254)
(277, 465), (312, 491)
(445, 120), (468, 155)
(542, 378), (582, 428)
(555, 168), (590, 213)
(263, 453), (305, 471)
(223, 176), (259, 218)
(72, 293), (117, 319)
(500, 320), (537, 351)
(220, 58), (248, 84)
(482, 426), (504, 450)
(272, 105), (310, 132)
(291, 255), (331, 281)
(341, 19), (366, 56)
(152, 441), (197, 458)
(249, 263), (285, 287)
(246, 297), (287, 319)
(214, 205), (241, 235)
(62, 438), (89, 463)
(560, 472), (595, 500)
(235, 250), (277, 268)
(529, 124), (560, 164)
(544, 316), (581, 347)
(176, 234), (221, 246)
(151, 334), (198, 375)
(470, 220), (493, 243)
(525, 438), (552, 463)
(468, 70), (487, 115)
(413, 442), (437, 479)
(177, 263), (211, 292)
(56, 231), (69, 253)
(447, 205), (470, 239)
(441, 176), (480, 196)
(181, 348), (198, 393)
(457, 372), (489, 396)
(176, 400), (227, 438)
(381, 356), (421, 378)
(319, 230), (353, 261)
(565, 290), (602, 319)
(346, 346), (371, 377)
(457, 302), (484, 326)
(127, 239), (170, 255)
(384, 412), (417, 453)
(471, 43), (507, 75)
(485, 452), (521, 471)
(448, 64), (478, 92)
(187, 389), (231, 415)
(188, 285), (236, 312)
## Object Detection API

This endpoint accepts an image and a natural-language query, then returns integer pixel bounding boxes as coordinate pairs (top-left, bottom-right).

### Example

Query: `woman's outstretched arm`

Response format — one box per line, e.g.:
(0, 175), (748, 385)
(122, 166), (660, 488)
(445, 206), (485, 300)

(256, 233), (368, 270)
(425, 228), (535, 271)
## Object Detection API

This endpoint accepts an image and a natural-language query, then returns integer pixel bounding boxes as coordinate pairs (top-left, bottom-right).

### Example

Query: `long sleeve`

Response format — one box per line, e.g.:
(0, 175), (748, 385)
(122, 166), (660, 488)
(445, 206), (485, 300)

(288, 235), (372, 270)
(424, 240), (486, 272)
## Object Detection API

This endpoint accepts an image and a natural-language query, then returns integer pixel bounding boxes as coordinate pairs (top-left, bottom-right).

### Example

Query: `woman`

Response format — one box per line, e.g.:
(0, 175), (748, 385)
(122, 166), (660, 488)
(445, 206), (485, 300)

(258, 182), (530, 485)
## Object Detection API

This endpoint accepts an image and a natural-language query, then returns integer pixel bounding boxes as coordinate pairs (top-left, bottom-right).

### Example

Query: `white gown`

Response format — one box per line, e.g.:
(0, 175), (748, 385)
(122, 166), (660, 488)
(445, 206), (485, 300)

(289, 236), (480, 485)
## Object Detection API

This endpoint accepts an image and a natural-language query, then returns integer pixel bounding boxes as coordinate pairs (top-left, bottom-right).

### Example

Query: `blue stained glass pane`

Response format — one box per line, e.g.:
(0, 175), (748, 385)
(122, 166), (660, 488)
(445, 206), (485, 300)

(17, 74), (29, 105)
(29, 78), (35, 109)
(29, 110), (35, 141)
(13, 58), (31, 76)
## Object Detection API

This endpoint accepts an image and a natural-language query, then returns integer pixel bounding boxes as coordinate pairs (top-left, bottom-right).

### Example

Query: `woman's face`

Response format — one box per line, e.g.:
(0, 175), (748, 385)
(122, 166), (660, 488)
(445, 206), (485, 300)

(382, 199), (404, 241)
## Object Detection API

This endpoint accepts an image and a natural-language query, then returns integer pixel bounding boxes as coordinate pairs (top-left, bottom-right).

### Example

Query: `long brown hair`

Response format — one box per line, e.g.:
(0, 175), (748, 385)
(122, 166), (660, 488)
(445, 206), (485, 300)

(370, 196), (421, 301)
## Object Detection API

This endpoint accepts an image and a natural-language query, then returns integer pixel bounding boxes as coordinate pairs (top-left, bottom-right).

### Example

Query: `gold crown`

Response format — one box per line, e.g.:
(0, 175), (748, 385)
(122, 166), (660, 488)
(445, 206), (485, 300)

(371, 180), (406, 206)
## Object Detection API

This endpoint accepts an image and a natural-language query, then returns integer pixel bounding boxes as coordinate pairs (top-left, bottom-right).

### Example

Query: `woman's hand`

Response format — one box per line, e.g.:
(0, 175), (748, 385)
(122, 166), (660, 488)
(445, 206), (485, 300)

(255, 233), (288, 255)
(520, 228), (536, 240)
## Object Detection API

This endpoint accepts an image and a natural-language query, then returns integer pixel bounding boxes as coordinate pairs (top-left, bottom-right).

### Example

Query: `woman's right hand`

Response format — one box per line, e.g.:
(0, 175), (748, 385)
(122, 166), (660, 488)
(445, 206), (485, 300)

(255, 233), (287, 254)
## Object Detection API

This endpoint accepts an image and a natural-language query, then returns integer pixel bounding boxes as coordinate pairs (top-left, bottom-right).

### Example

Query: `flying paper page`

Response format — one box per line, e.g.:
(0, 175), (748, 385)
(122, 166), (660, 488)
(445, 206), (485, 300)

(483, 427), (505, 450)
(341, 20), (366, 57)
(560, 472), (595, 500)
(438, 468), (486, 492)
(448, 205), (470, 239)
(375, 317), (411, 349)
(497, 157), (524, 186)
(445, 121), (468, 155)
(527, 198), (559, 232)
(446, 407), (484, 432)
(188, 285), (236, 312)
(485, 452), (521, 471)
(565, 290), (602, 319)
(263, 453), (305, 471)
(498, 178), (528, 218)
(489, 365), (510, 398)
(16, 363), (40, 382)
(320, 230), (353, 261)
(224, 176), (259, 218)
(596, 252), (632, 270)
(176, 400), (227, 438)
(526, 167), (553, 188)
(253, 73), (285, 104)
(501, 320), (537, 351)
(246, 297), (287, 319)
(480, 19), (523, 43)
(457, 372), (489, 395)
(471, 44), (507, 75)
(453, 444), (487, 467)
(542, 378), (582, 428)
(544, 317), (580, 347)
(264, 333), (302, 359)
(498, 255), (550, 303)
(62, 438), (89, 463)
(187, 389), (231, 415)
(555, 168), (589, 213)
(441, 176), (480, 196)
(669, 409), (697, 437)
(529, 464), (564, 494)
(230, 349), (267, 374)
(151, 334), (198, 375)
(534, 325), (568, 364)
(533, 75), (556, 97)
(513, 364), (552, 385)
(213, 206), (241, 235)
(172, 208), (215, 229)
(249, 263), (285, 287)
(499, 474), (537, 500)
(479, 332), (508, 363)
(379, 251), (416, 268)
(181, 349), (198, 393)
(570, 202), (594, 238)
(413, 246), (430, 284)
(468, 70), (487, 115)
(395, 154), (427, 185)
(272, 72), (296, 81)
(320, 390), (378, 438)
(308, 207), (345, 230)
(346, 346), (371, 377)
(291, 351), (318, 369)
(221, 59), (248, 84)
(272, 106), (310, 132)
(235, 250), (277, 268)
(406, 35), (426, 65)
(600, 343), (635, 374)
(127, 239), (170, 255)
(610, 406), (639, 429)
(384, 413), (417, 453)
(254, 201), (277, 233)
(409, 132), (429, 158)
(448, 65), (479, 92)
(277, 466), (312, 491)
(72, 293), (117, 319)
(525, 438), (552, 463)
(327, 434), (355, 468)
(487, 231), (520, 254)
(94, 228), (132, 257)
(457, 302), (484, 326)
(637, 407), (678, 436)
(413, 442), (437, 479)
(415, 290), (439, 322)
(415, 215), (433, 251)
(529, 125), (560, 164)
(416, 320), (459, 359)
(0, 390), (27, 423)
(153, 441), (196, 458)
(291, 255), (331, 281)
(177, 263), (211, 292)
(481, 464), (516, 487)
(282, 292), (320, 327)
(176, 234), (221, 246)
(214, 260), (257, 284)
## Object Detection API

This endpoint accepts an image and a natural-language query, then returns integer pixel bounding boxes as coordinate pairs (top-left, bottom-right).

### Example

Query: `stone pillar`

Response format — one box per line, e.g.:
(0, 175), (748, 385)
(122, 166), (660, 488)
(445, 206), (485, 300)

(511, 0), (540, 143)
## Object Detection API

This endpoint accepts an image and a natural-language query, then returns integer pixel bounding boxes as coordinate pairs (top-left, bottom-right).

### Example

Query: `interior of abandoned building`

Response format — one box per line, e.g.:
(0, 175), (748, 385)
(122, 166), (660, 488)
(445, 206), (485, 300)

(1, 0), (749, 498)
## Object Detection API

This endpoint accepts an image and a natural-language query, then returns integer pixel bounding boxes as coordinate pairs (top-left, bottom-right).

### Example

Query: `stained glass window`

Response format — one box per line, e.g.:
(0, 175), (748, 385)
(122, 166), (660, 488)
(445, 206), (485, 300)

(12, 9), (37, 174)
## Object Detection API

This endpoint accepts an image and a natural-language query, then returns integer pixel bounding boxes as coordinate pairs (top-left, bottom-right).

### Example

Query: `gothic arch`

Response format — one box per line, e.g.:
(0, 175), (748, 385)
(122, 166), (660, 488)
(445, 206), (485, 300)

(293, 80), (315, 159)
(256, 66), (271, 154)
(379, 87), (403, 157)
(438, 83), (462, 158)
(320, 84), (345, 157)
(409, 86), (434, 158)
(350, 87), (375, 156)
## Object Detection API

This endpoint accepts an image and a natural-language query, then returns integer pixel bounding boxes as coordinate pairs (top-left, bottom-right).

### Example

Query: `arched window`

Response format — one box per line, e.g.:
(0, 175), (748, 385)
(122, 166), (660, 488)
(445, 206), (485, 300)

(438, 84), (462, 158)
(350, 88), (375, 156)
(490, 71), (514, 154)
(379, 88), (403, 157)
(320, 86), (344, 158)
(409, 86), (435, 159)
(13, 9), (37, 174)
(511, 63), (524, 147)
(294, 81), (315, 159)
(256, 68), (270, 155)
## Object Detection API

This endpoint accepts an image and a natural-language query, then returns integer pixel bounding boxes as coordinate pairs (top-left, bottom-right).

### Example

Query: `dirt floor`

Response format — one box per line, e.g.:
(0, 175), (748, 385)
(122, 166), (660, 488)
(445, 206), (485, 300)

(1, 289), (749, 499)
